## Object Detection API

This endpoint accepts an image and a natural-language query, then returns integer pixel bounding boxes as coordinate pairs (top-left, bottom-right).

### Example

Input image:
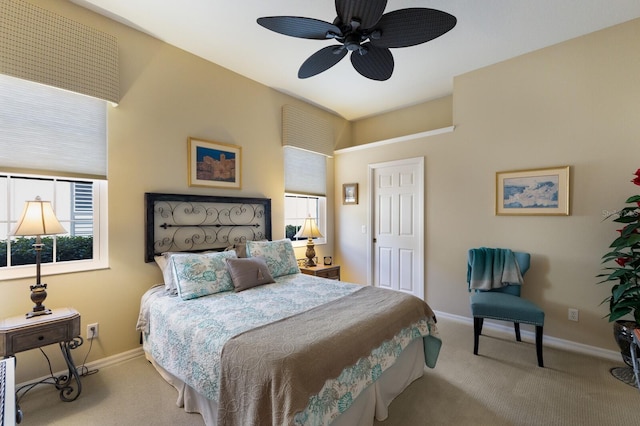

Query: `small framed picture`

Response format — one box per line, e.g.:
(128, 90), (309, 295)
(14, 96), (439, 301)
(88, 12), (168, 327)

(343, 183), (358, 205)
(188, 137), (241, 189)
(496, 166), (570, 216)
(324, 256), (332, 266)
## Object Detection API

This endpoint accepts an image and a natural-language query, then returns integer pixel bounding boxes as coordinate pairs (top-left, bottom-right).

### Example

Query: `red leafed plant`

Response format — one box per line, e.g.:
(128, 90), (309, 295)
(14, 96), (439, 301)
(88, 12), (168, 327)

(599, 169), (640, 323)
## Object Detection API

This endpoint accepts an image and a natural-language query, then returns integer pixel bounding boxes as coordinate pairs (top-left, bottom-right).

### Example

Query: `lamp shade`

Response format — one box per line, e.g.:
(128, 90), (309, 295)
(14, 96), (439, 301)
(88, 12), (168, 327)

(294, 217), (323, 239)
(11, 197), (66, 236)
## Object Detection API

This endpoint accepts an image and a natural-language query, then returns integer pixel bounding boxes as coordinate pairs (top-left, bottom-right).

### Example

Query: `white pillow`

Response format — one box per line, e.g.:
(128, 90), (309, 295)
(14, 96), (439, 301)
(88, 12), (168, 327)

(156, 252), (179, 295)
(154, 255), (168, 273)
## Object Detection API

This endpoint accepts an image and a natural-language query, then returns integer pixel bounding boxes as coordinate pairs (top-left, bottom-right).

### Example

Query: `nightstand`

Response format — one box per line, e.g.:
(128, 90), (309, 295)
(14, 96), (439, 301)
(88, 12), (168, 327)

(300, 264), (341, 280)
(0, 308), (83, 403)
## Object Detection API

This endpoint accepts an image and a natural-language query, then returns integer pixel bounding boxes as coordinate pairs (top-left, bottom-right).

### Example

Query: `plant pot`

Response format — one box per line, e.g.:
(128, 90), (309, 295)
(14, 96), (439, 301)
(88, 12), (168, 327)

(613, 320), (640, 367)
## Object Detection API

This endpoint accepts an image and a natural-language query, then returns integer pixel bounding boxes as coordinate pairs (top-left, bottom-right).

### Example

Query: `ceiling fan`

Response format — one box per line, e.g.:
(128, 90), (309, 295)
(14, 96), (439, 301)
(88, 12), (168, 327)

(257, 0), (457, 81)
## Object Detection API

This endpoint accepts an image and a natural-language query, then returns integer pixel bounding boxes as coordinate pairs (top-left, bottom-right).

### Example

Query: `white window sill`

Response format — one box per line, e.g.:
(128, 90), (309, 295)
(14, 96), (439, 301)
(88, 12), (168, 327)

(0, 259), (109, 281)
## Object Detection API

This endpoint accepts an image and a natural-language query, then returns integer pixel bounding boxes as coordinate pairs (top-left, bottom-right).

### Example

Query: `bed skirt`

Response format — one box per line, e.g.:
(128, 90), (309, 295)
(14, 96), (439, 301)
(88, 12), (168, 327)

(145, 337), (425, 425)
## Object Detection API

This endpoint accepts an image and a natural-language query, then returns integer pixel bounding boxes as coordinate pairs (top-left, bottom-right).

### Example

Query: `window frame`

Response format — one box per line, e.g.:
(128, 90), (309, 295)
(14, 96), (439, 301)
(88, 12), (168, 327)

(0, 173), (108, 281)
(284, 193), (327, 248)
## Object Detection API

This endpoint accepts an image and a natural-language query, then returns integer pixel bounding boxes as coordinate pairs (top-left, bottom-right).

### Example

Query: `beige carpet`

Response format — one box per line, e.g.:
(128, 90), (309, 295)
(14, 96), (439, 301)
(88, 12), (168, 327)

(16, 318), (639, 425)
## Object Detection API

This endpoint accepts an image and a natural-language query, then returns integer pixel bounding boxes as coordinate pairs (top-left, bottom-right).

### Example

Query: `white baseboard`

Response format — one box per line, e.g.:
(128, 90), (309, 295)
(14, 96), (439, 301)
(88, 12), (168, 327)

(434, 310), (621, 363)
(17, 346), (144, 389)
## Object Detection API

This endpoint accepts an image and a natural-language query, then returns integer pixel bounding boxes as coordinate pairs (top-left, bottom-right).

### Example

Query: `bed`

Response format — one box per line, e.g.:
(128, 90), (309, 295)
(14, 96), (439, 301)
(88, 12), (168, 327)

(137, 193), (441, 425)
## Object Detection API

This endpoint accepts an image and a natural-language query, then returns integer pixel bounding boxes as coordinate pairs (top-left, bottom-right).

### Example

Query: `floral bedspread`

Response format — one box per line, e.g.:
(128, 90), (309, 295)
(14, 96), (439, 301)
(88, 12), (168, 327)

(139, 274), (438, 424)
(141, 274), (360, 400)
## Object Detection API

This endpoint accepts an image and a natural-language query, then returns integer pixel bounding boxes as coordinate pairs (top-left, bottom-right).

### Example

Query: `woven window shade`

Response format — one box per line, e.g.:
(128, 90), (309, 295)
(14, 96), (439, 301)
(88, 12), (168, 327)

(0, 0), (120, 105)
(282, 105), (334, 157)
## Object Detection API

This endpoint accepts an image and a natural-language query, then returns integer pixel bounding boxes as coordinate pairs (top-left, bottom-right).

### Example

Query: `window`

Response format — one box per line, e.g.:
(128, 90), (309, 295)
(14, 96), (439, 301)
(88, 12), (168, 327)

(284, 194), (327, 246)
(0, 173), (108, 280)
(0, 74), (109, 280)
(283, 147), (327, 247)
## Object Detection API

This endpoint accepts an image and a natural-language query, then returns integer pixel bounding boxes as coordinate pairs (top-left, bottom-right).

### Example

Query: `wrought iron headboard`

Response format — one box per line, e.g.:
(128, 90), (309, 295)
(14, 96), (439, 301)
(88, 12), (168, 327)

(144, 193), (272, 262)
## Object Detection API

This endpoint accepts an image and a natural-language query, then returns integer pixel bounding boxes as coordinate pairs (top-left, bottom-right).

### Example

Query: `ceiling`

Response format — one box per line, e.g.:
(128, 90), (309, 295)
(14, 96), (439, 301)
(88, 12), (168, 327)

(71, 0), (640, 121)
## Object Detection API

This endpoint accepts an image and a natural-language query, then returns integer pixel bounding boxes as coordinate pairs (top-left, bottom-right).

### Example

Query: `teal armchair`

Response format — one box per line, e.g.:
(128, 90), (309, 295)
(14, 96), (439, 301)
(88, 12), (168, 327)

(468, 249), (545, 367)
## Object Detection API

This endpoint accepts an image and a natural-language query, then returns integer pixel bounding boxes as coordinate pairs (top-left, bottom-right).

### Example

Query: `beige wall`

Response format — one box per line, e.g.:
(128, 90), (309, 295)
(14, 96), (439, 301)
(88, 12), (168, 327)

(348, 95), (453, 148)
(0, 0), (349, 383)
(335, 18), (640, 353)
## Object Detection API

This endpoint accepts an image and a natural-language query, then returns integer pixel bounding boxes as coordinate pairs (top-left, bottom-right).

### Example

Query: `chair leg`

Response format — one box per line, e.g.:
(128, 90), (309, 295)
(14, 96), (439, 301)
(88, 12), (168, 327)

(536, 325), (544, 367)
(514, 322), (521, 341)
(473, 317), (483, 355)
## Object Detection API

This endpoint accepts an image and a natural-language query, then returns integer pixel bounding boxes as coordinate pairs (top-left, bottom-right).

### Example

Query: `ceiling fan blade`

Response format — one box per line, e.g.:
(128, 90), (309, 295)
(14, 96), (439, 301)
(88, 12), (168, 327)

(298, 45), (348, 79)
(350, 43), (394, 81)
(257, 16), (341, 40)
(370, 8), (457, 48)
(335, 0), (387, 29)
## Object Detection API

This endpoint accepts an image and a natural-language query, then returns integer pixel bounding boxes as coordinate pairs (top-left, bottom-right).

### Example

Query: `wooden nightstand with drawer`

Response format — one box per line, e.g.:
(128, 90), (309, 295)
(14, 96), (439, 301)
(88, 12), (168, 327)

(0, 307), (83, 404)
(300, 264), (341, 280)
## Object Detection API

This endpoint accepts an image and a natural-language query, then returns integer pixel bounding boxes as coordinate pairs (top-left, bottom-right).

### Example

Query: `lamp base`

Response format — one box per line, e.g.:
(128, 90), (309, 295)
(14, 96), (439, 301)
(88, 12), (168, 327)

(26, 282), (51, 319)
(26, 308), (52, 319)
(305, 238), (317, 267)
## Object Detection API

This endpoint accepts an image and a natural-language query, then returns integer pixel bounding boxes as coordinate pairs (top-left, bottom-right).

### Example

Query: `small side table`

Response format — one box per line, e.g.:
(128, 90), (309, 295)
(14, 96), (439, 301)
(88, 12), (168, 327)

(300, 264), (341, 280)
(0, 308), (83, 403)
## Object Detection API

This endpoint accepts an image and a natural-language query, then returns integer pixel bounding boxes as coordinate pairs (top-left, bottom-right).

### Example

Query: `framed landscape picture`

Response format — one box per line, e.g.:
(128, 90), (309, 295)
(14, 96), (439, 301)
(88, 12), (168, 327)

(496, 166), (570, 216)
(188, 137), (241, 189)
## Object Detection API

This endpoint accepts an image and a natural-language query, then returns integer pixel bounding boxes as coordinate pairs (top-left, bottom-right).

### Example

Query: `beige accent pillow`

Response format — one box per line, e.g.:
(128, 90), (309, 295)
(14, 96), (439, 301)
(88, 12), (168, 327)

(226, 257), (275, 292)
(225, 242), (248, 258)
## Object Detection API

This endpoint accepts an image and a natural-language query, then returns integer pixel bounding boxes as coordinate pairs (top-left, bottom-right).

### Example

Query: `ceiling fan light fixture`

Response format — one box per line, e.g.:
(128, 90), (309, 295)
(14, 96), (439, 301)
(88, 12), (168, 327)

(344, 33), (361, 51)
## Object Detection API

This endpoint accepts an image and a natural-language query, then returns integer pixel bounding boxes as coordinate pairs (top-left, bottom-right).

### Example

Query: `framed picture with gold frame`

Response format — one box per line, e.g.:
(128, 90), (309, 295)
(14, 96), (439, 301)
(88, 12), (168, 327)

(343, 183), (358, 205)
(188, 137), (241, 189)
(496, 166), (570, 216)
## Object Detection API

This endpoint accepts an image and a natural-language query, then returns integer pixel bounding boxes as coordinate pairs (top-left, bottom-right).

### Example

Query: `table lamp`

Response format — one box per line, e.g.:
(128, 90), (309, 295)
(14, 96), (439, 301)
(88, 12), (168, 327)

(11, 196), (66, 318)
(294, 216), (323, 267)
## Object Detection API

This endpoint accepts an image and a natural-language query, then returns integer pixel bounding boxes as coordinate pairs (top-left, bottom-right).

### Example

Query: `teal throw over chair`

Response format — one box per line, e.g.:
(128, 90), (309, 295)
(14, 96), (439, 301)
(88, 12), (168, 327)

(468, 248), (545, 367)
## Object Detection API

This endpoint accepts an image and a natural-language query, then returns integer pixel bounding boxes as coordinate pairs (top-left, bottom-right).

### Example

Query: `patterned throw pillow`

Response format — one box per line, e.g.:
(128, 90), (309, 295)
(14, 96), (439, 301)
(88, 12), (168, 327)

(158, 250), (216, 295)
(245, 239), (300, 277)
(170, 251), (237, 300)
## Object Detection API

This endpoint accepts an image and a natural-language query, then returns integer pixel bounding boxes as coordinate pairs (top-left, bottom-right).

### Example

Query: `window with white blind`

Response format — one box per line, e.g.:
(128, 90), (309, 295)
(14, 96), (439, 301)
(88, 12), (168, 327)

(284, 147), (327, 247)
(0, 75), (108, 280)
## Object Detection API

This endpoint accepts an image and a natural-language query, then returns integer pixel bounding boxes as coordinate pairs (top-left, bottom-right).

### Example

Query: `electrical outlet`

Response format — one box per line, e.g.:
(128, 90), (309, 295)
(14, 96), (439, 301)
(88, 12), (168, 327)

(87, 323), (99, 340)
(568, 308), (579, 322)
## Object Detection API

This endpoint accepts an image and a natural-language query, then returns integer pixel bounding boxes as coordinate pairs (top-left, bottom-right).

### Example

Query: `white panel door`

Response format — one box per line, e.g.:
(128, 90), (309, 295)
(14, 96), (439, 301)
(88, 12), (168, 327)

(370, 158), (424, 299)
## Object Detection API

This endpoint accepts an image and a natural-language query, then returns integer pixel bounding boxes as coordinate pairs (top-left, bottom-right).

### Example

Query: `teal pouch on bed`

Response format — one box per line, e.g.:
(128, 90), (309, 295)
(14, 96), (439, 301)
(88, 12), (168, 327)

(423, 334), (442, 369)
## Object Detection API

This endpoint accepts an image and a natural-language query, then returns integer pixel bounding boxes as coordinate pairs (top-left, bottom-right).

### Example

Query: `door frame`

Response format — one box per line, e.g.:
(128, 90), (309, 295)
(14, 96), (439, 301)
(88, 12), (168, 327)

(367, 157), (425, 299)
